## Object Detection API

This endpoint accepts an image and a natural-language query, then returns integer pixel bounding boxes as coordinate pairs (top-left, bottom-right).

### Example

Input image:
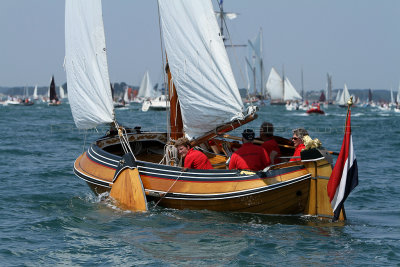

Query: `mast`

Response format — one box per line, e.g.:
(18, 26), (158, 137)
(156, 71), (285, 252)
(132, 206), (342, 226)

(327, 73), (332, 103)
(260, 28), (264, 98)
(301, 68), (304, 100)
(166, 60), (183, 140)
(219, 0), (224, 42)
(282, 66), (285, 102)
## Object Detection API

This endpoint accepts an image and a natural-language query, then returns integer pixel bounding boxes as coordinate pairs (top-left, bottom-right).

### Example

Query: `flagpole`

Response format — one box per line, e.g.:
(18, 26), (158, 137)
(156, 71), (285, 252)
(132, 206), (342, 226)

(336, 96), (353, 221)
(344, 96), (353, 131)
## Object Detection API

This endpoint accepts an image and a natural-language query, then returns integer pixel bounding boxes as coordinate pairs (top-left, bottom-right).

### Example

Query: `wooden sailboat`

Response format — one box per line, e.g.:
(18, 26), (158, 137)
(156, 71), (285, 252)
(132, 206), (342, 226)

(66, 0), (344, 220)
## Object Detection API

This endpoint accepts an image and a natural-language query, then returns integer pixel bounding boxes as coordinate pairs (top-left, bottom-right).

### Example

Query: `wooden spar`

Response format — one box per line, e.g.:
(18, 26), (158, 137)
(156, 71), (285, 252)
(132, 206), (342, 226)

(166, 59), (183, 140)
(190, 113), (258, 147)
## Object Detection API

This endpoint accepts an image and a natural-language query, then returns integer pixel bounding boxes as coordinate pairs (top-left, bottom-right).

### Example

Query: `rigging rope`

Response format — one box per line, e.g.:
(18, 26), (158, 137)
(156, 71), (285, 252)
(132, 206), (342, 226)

(153, 170), (184, 208)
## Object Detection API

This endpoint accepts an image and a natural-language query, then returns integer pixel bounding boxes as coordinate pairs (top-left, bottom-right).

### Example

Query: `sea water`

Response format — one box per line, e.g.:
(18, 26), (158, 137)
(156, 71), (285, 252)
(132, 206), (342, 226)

(0, 103), (399, 266)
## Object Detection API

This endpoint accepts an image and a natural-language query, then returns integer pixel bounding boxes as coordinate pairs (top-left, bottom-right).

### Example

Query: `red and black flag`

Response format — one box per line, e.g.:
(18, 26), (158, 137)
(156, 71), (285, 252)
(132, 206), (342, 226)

(327, 109), (359, 221)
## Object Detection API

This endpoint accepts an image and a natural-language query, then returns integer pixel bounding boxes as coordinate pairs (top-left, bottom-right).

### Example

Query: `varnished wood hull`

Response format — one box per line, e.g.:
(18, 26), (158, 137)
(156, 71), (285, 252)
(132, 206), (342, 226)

(73, 133), (341, 219)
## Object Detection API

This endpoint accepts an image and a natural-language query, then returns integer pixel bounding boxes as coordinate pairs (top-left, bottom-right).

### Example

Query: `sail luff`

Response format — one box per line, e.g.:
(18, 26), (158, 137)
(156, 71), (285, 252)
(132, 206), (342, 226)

(65, 0), (114, 130)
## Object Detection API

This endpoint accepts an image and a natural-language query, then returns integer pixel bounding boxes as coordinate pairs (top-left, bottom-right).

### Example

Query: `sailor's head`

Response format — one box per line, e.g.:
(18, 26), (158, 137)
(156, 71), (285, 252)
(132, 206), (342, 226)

(242, 129), (255, 142)
(175, 137), (191, 158)
(292, 128), (309, 147)
(260, 122), (274, 138)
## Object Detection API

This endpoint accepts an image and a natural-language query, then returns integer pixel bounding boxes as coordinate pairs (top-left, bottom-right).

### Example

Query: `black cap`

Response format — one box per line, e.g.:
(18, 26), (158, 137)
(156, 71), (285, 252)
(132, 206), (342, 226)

(242, 129), (255, 140)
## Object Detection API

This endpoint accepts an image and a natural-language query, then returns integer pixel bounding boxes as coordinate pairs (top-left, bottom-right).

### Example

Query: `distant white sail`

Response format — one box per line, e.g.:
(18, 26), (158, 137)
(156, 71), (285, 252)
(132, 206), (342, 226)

(247, 29), (264, 96)
(397, 84), (400, 103)
(158, 0), (244, 140)
(33, 85), (38, 100)
(335, 89), (341, 103)
(59, 86), (65, 99)
(266, 67), (283, 100)
(137, 71), (154, 99)
(390, 88), (394, 105)
(123, 87), (130, 103)
(338, 84), (350, 105)
(65, 0), (114, 129)
(283, 77), (302, 101)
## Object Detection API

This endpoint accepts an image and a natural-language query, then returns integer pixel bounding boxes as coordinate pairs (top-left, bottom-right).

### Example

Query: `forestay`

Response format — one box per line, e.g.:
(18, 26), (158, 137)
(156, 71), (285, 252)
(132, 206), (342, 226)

(65, 0), (114, 129)
(158, 0), (244, 140)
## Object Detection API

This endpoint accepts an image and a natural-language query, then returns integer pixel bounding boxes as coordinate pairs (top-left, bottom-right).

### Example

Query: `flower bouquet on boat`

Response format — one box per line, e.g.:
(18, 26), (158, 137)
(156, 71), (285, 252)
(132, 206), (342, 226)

(65, 0), (356, 221)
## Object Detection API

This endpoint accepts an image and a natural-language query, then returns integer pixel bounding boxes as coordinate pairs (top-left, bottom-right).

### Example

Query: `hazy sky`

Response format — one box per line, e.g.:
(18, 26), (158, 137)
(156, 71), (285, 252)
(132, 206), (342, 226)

(1, 0), (399, 91)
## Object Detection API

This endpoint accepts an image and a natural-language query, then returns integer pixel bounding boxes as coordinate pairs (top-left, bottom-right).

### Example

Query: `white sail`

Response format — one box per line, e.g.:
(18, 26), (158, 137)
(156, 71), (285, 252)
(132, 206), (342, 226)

(65, 0), (114, 130)
(283, 77), (302, 101)
(338, 84), (351, 105)
(335, 89), (341, 103)
(390, 88), (394, 105)
(397, 84), (400, 103)
(158, 0), (244, 140)
(33, 85), (38, 100)
(266, 67), (283, 100)
(59, 86), (65, 99)
(137, 71), (154, 99)
(124, 86), (129, 103)
(247, 29), (264, 96)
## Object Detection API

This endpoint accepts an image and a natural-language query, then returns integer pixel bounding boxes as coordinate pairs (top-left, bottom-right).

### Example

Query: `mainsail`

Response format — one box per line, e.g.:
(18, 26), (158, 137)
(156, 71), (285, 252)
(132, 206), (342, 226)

(158, 0), (244, 140)
(65, 0), (114, 129)
(137, 71), (154, 99)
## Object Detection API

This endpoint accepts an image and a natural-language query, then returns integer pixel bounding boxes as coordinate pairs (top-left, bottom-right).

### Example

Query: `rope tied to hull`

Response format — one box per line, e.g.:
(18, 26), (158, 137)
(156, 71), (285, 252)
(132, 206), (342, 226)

(153, 170), (184, 208)
(114, 121), (137, 161)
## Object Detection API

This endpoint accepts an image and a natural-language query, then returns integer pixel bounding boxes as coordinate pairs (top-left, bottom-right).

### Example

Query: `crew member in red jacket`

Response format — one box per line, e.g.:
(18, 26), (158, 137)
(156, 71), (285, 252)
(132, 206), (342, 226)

(290, 128), (308, 162)
(175, 137), (213, 170)
(229, 129), (271, 171)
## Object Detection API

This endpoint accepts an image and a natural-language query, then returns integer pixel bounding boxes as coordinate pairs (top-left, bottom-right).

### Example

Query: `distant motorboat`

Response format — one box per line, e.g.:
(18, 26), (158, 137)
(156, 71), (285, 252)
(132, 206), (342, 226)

(306, 103), (325, 115)
(141, 95), (169, 112)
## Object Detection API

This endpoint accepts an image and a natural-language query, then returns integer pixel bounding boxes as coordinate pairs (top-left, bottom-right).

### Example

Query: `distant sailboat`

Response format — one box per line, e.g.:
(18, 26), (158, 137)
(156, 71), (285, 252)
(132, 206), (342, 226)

(337, 84), (350, 107)
(33, 85), (39, 100)
(266, 67), (302, 105)
(48, 76), (61, 106)
(136, 71), (154, 103)
(246, 28), (265, 101)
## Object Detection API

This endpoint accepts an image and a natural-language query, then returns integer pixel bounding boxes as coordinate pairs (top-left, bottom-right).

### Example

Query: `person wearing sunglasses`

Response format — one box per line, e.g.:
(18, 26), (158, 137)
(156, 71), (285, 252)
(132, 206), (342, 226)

(290, 128), (309, 162)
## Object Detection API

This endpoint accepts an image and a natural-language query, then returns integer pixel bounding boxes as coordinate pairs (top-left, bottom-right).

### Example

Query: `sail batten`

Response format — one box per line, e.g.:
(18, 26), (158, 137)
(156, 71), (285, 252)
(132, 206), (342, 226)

(158, 0), (244, 140)
(65, 0), (114, 130)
